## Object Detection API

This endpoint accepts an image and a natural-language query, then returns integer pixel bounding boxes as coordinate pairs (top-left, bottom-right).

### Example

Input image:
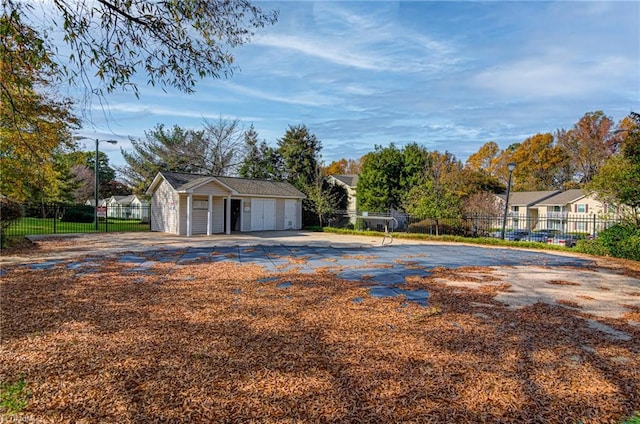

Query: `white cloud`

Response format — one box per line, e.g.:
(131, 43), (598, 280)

(472, 54), (636, 99)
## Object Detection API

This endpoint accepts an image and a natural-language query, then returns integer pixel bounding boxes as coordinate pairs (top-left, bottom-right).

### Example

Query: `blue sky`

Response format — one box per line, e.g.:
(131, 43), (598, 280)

(72, 1), (640, 171)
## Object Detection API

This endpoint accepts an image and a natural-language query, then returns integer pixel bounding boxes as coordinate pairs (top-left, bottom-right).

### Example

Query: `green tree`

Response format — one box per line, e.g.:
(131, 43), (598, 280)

(356, 144), (404, 212)
(404, 179), (462, 236)
(120, 124), (201, 192)
(238, 125), (282, 180)
(6, 0), (278, 100)
(86, 151), (117, 196)
(401, 143), (430, 191)
(277, 124), (322, 190)
(589, 112), (640, 224)
(1, 11), (80, 203)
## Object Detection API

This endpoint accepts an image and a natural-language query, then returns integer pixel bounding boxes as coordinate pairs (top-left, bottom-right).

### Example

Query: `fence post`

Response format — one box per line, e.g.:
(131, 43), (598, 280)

(53, 204), (57, 234)
(593, 213), (596, 237)
(105, 204), (108, 233)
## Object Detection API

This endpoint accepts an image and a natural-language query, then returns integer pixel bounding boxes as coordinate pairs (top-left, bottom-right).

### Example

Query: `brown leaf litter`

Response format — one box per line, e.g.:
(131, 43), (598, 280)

(1, 258), (638, 423)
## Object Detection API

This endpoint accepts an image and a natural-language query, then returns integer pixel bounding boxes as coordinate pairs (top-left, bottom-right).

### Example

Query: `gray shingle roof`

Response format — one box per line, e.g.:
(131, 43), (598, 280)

(159, 172), (305, 198)
(498, 190), (561, 206)
(331, 174), (359, 188)
(215, 176), (306, 198)
(534, 189), (585, 206)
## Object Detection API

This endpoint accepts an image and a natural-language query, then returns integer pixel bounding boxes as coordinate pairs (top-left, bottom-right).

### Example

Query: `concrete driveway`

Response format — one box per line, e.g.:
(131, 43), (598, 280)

(2, 231), (639, 330)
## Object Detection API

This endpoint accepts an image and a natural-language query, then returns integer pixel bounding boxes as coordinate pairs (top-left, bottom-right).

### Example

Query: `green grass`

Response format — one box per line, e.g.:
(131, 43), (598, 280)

(322, 226), (574, 252)
(622, 412), (640, 424)
(0, 377), (30, 414)
(4, 217), (150, 237)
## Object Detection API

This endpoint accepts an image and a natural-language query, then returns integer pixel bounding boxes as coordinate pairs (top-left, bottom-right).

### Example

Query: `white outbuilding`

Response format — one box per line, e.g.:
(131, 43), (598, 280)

(146, 171), (305, 236)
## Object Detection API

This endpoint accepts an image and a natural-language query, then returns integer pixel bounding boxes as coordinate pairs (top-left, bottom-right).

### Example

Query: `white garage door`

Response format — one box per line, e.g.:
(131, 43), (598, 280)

(284, 199), (297, 230)
(251, 199), (276, 231)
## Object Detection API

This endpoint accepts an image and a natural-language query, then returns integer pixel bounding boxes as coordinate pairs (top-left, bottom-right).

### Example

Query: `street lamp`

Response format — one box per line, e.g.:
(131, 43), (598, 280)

(74, 136), (118, 230)
(501, 162), (516, 240)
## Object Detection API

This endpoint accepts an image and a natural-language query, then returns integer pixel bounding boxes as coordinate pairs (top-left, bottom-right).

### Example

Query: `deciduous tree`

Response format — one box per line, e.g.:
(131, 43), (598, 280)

(556, 111), (617, 184)
(356, 144), (404, 212)
(1, 11), (80, 202)
(6, 0), (278, 99)
(509, 133), (568, 191)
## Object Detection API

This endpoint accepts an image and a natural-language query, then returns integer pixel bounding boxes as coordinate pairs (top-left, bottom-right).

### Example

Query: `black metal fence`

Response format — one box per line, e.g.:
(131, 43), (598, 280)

(2, 203), (152, 237)
(325, 210), (624, 240)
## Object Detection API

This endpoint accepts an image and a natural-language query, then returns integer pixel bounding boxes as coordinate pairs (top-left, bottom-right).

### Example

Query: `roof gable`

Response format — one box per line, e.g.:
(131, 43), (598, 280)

(330, 174), (359, 188)
(147, 171), (305, 198)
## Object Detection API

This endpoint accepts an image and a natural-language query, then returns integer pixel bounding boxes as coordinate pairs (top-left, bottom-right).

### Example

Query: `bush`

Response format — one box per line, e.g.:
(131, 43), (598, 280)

(0, 198), (22, 231)
(61, 205), (95, 223)
(576, 224), (640, 261)
(575, 239), (610, 257)
(0, 198), (22, 247)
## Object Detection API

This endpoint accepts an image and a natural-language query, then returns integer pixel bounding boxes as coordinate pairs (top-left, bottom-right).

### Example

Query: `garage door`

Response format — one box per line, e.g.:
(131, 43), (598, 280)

(284, 199), (297, 230)
(251, 199), (276, 231)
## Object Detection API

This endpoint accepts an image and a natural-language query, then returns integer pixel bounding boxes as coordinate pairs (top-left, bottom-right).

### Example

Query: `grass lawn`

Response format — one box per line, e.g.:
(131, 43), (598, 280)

(1, 244), (638, 423)
(4, 217), (150, 237)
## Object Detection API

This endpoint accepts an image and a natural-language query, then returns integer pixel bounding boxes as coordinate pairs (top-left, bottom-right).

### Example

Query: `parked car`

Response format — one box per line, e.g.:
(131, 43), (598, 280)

(548, 234), (585, 248)
(504, 230), (530, 241)
(527, 231), (551, 243)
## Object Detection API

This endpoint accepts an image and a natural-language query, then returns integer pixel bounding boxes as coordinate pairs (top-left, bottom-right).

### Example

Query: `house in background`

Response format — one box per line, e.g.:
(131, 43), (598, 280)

(497, 190), (561, 231)
(326, 174), (358, 223)
(146, 171), (305, 236)
(531, 189), (613, 234)
(104, 195), (150, 221)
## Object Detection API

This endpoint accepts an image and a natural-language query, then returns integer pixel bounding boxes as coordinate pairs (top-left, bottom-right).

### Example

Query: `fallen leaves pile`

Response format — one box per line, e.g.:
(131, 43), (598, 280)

(1, 255), (639, 423)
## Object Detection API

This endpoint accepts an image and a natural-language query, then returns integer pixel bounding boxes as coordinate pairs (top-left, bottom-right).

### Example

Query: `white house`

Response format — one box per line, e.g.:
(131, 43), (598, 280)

(326, 174), (358, 223)
(146, 171), (306, 236)
(104, 195), (150, 221)
(496, 190), (561, 230)
(531, 189), (616, 234)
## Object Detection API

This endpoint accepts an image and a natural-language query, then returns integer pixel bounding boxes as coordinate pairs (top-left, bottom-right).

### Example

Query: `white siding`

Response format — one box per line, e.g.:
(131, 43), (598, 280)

(151, 180), (178, 234)
(192, 181), (230, 196)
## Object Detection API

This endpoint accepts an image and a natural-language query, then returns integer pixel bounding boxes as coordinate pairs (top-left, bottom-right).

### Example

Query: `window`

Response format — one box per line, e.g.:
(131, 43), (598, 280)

(576, 204), (587, 213)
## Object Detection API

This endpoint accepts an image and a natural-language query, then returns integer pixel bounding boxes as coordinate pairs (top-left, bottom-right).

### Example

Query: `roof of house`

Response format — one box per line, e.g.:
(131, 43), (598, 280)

(150, 171), (306, 198)
(115, 195), (137, 204)
(330, 174), (359, 188)
(497, 190), (561, 206)
(533, 189), (586, 206)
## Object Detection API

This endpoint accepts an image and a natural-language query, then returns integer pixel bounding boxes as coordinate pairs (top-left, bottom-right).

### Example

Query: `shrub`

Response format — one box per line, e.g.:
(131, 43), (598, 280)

(0, 198), (22, 247)
(61, 205), (95, 223)
(0, 198), (22, 231)
(575, 239), (610, 257)
(577, 224), (640, 261)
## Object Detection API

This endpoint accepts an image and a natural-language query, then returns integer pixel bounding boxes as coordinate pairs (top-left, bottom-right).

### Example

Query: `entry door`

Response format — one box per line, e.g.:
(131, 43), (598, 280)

(284, 199), (297, 230)
(251, 199), (276, 231)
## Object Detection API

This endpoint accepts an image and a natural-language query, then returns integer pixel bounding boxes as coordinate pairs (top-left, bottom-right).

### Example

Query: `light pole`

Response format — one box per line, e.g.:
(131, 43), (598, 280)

(94, 138), (118, 230)
(501, 162), (516, 240)
(74, 136), (118, 230)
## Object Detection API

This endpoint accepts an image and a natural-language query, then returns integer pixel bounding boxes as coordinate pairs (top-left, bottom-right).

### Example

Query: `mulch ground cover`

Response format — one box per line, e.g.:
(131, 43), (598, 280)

(1, 251), (639, 423)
